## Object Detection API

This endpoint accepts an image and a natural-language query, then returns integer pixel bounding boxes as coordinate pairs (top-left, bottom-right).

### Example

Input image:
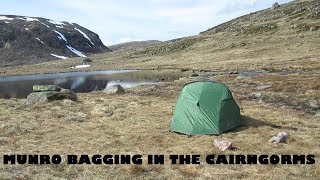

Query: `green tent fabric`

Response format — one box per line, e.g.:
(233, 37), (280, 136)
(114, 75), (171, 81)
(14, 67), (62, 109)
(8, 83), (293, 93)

(171, 81), (243, 135)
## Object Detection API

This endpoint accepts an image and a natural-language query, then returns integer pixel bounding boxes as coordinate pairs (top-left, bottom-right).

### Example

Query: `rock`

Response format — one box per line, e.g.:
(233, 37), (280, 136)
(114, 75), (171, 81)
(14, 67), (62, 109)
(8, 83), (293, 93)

(236, 75), (251, 81)
(249, 92), (262, 99)
(33, 85), (61, 92)
(83, 58), (92, 64)
(309, 101), (319, 109)
(269, 132), (289, 143)
(181, 68), (190, 72)
(59, 89), (78, 101)
(272, 2), (280, 10)
(213, 140), (233, 151)
(64, 116), (86, 122)
(191, 73), (199, 77)
(310, 27), (317, 31)
(315, 111), (320, 117)
(26, 86), (77, 105)
(104, 85), (125, 94)
(199, 73), (215, 77)
(229, 71), (239, 74)
(256, 85), (272, 90)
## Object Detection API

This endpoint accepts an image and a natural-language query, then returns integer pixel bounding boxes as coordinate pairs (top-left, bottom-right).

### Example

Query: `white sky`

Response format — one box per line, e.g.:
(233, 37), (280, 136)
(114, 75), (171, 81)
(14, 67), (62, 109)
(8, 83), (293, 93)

(0, 0), (292, 46)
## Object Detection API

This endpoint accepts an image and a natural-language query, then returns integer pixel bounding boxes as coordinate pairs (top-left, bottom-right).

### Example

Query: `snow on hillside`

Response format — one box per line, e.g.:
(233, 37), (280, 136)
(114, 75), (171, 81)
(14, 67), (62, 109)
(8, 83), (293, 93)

(54, 30), (68, 42)
(74, 27), (95, 46)
(0, 15), (110, 66)
(0, 16), (13, 20)
(66, 45), (86, 57)
(36, 38), (45, 44)
(51, 54), (68, 59)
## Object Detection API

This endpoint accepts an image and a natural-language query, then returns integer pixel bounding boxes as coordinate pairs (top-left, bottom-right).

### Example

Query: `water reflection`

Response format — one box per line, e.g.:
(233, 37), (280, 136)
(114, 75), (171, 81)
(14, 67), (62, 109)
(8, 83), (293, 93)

(0, 70), (188, 98)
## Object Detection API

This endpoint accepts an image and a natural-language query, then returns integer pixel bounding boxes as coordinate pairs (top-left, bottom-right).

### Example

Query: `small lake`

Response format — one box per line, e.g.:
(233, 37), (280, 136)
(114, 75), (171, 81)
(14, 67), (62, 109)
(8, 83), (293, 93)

(0, 70), (189, 99)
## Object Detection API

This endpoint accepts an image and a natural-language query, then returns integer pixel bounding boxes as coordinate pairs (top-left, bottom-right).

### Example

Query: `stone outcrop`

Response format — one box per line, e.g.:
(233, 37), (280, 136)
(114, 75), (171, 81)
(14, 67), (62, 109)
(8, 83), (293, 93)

(26, 85), (77, 104)
(104, 85), (125, 95)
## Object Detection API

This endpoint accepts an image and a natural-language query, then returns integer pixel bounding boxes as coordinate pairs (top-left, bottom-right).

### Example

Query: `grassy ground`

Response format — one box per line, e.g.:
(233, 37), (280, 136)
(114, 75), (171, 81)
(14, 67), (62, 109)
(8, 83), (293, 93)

(0, 0), (319, 178)
(0, 74), (319, 179)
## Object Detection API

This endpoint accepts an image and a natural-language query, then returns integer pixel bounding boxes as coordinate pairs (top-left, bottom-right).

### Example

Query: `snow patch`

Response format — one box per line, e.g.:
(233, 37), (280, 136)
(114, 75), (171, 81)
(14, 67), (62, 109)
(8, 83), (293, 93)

(54, 30), (67, 42)
(56, 25), (63, 28)
(0, 16), (14, 20)
(48, 20), (65, 25)
(36, 38), (45, 44)
(66, 45), (86, 57)
(74, 27), (95, 46)
(51, 54), (68, 59)
(25, 17), (39, 22)
(4, 21), (9, 24)
(40, 22), (50, 28)
(86, 43), (93, 48)
(75, 64), (91, 69)
(25, 28), (29, 31)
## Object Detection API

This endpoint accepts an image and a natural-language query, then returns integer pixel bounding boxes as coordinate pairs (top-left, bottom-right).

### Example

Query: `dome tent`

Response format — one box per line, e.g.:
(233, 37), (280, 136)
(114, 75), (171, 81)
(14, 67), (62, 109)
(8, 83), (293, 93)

(171, 81), (243, 135)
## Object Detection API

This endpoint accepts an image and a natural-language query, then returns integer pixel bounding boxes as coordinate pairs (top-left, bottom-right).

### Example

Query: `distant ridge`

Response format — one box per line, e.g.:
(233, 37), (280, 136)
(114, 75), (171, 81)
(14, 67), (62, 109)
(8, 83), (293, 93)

(0, 15), (111, 67)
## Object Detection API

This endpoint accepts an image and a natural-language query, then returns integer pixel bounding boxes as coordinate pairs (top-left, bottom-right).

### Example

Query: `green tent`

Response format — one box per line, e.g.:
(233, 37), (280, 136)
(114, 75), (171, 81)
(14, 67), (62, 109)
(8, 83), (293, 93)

(171, 81), (243, 135)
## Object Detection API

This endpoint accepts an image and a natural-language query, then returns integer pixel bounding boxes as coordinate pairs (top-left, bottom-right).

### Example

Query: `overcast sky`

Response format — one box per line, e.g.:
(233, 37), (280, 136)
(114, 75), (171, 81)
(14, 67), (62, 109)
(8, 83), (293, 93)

(1, 0), (292, 46)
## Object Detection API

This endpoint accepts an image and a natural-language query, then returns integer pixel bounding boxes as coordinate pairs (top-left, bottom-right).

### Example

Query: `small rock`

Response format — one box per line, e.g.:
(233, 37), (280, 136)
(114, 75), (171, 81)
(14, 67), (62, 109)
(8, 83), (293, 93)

(83, 58), (92, 64)
(106, 110), (114, 117)
(104, 85), (125, 94)
(199, 73), (215, 77)
(33, 85), (61, 92)
(272, 2), (280, 10)
(181, 68), (190, 72)
(229, 71), (239, 74)
(249, 92), (262, 99)
(309, 101), (319, 109)
(310, 27), (317, 31)
(65, 116), (86, 122)
(256, 85), (272, 90)
(269, 132), (289, 143)
(236, 75), (251, 81)
(191, 73), (199, 77)
(213, 140), (233, 151)
(315, 111), (320, 117)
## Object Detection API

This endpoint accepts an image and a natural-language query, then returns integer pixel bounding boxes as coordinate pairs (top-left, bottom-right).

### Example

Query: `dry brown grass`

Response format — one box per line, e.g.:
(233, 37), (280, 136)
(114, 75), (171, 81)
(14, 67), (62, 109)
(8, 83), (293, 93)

(0, 75), (319, 179)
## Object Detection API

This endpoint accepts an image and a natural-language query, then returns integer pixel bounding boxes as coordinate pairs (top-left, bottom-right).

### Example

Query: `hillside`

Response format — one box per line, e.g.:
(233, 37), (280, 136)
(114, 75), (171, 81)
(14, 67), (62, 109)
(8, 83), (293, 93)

(108, 40), (162, 52)
(0, 15), (111, 67)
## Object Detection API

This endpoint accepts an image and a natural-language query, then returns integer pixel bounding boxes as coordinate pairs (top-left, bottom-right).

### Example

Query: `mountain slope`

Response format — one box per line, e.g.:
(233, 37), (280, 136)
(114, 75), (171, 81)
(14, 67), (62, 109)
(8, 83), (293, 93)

(0, 15), (111, 67)
(88, 0), (318, 73)
(108, 40), (162, 52)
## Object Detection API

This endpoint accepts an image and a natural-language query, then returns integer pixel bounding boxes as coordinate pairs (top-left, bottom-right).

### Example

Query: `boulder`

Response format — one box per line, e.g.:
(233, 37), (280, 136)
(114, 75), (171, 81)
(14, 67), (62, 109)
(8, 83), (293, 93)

(229, 71), (239, 75)
(249, 92), (263, 99)
(256, 85), (272, 90)
(309, 101), (319, 109)
(269, 132), (289, 143)
(83, 58), (92, 64)
(310, 27), (317, 31)
(26, 85), (77, 104)
(104, 85), (125, 94)
(272, 2), (280, 9)
(213, 140), (233, 151)
(33, 85), (61, 92)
